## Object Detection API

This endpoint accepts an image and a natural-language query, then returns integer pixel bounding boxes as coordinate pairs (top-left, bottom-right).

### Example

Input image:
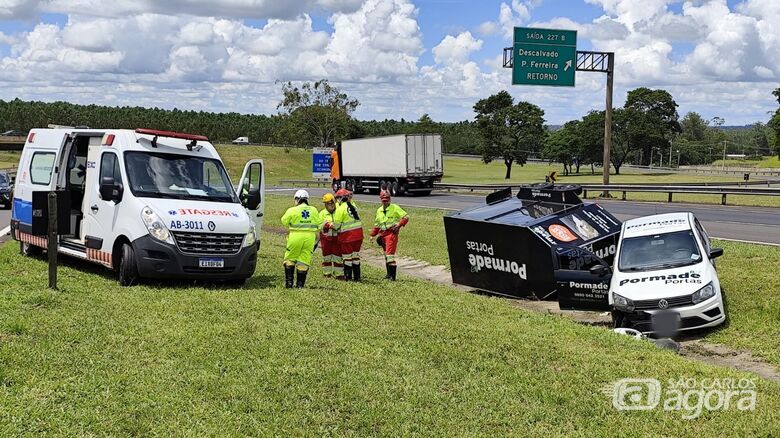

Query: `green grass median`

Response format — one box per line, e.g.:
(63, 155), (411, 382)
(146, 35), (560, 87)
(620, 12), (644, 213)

(1, 195), (779, 434)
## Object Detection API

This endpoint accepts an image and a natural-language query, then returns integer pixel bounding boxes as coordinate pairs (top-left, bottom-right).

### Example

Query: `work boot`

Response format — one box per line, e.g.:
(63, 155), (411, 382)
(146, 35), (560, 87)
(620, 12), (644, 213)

(344, 265), (353, 281)
(388, 264), (397, 281)
(296, 270), (308, 288)
(353, 264), (361, 282)
(284, 265), (295, 289)
(384, 263), (392, 279)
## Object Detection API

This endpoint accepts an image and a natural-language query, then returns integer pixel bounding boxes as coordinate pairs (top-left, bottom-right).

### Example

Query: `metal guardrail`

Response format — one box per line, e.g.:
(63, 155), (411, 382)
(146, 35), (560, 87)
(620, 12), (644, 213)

(279, 179), (330, 187)
(434, 182), (780, 205)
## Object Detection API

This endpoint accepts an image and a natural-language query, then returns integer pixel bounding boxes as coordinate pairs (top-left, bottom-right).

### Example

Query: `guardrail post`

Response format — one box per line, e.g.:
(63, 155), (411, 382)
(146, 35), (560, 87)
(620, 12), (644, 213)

(583, 189), (588, 198)
(668, 192), (673, 203)
(721, 194), (727, 205)
(622, 191), (626, 200)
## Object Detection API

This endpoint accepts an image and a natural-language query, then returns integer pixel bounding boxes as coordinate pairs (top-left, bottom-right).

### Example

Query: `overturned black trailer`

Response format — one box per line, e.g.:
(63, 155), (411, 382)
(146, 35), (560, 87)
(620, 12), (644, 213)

(443, 184), (622, 301)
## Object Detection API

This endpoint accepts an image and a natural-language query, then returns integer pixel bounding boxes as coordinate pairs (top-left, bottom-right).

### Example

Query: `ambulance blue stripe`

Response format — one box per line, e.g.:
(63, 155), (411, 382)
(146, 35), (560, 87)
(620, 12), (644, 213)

(12, 198), (32, 224)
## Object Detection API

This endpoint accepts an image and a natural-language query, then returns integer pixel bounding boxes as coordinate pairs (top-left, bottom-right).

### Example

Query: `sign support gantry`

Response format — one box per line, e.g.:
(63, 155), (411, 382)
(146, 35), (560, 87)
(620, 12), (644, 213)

(504, 46), (615, 197)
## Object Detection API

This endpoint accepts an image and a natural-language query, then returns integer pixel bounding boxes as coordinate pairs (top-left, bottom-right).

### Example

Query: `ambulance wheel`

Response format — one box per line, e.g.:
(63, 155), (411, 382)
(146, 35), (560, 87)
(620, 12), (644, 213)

(20, 241), (42, 257)
(118, 243), (139, 286)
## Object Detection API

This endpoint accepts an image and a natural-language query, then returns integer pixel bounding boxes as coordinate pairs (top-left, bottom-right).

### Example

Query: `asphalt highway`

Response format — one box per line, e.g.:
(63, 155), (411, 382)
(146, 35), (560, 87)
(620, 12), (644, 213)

(2, 190), (778, 245)
(280, 188), (780, 246)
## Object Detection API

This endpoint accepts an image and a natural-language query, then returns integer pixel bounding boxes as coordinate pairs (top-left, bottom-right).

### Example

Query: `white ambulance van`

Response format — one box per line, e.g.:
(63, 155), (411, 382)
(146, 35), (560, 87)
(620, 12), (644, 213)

(553, 212), (726, 333)
(10, 128), (265, 285)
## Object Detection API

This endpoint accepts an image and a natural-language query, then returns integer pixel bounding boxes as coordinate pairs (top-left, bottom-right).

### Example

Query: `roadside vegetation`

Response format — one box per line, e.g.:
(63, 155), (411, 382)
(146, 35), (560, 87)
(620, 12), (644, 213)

(711, 156), (780, 168)
(0, 151), (20, 169)
(1, 214), (779, 434)
(268, 194), (780, 367)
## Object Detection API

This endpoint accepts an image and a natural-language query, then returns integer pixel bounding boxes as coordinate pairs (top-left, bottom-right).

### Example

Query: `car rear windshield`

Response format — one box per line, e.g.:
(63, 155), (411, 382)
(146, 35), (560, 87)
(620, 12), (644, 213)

(124, 152), (238, 203)
(618, 229), (702, 272)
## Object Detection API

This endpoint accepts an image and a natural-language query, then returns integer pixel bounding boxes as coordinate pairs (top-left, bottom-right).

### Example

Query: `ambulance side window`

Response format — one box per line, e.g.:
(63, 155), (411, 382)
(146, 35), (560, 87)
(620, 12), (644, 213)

(204, 161), (226, 191)
(100, 153), (123, 185)
(30, 152), (56, 185)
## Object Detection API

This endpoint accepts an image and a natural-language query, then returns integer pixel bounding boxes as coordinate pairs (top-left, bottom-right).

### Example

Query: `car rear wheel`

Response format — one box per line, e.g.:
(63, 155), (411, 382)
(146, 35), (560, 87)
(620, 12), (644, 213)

(118, 243), (139, 286)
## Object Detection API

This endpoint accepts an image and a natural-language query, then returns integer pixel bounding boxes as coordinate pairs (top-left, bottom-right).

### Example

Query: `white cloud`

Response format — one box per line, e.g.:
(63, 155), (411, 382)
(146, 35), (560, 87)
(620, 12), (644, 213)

(476, 21), (499, 37)
(0, 0), (778, 125)
(432, 31), (482, 65)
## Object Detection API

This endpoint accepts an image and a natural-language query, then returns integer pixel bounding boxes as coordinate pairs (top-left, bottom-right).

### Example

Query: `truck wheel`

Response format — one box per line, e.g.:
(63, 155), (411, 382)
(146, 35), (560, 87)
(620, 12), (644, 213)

(118, 243), (139, 286)
(390, 181), (399, 196)
(396, 183), (406, 196)
(20, 241), (42, 257)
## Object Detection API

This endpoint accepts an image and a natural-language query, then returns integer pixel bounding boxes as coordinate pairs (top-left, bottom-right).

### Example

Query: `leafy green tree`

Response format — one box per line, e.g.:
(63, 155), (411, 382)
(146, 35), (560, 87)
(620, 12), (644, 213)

(277, 79), (360, 147)
(680, 112), (709, 142)
(473, 91), (546, 179)
(543, 121), (580, 175)
(770, 88), (780, 159)
(624, 87), (682, 165)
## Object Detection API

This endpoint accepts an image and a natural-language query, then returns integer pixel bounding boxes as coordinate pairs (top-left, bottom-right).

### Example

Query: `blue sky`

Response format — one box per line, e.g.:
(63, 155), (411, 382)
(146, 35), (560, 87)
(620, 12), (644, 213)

(0, 0), (778, 125)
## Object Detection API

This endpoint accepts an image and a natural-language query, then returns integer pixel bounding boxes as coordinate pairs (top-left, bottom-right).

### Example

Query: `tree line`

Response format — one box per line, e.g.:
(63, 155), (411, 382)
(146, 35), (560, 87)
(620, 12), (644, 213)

(1, 81), (777, 179)
(473, 86), (778, 178)
(0, 82), (483, 155)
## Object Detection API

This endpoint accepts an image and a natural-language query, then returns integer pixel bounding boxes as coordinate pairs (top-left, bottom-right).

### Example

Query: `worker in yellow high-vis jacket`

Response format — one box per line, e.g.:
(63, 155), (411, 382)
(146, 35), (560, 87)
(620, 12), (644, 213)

(281, 190), (322, 288)
(319, 192), (343, 279)
(326, 189), (364, 281)
(370, 191), (409, 280)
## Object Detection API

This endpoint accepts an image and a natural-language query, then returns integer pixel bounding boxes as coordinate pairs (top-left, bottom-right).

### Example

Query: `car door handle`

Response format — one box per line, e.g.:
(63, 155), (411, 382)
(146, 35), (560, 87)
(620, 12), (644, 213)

(91, 204), (99, 212)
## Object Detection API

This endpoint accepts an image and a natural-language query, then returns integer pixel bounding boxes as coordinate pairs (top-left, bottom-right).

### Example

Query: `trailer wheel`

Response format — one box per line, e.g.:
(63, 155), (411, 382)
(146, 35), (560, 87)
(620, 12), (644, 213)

(396, 183), (406, 196)
(20, 241), (42, 257)
(390, 181), (400, 196)
(118, 243), (139, 286)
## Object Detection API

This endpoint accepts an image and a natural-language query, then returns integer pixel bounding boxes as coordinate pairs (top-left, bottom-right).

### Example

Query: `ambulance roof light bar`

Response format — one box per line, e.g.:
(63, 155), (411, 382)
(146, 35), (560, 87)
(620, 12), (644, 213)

(134, 128), (209, 151)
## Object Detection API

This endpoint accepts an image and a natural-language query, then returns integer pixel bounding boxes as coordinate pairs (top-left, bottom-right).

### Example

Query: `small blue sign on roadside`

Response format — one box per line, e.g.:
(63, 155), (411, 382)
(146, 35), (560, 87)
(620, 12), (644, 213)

(312, 147), (333, 179)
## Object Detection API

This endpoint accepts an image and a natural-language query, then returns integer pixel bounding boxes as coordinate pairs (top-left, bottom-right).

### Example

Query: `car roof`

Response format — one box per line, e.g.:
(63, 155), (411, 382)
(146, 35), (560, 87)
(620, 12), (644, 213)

(622, 212), (693, 238)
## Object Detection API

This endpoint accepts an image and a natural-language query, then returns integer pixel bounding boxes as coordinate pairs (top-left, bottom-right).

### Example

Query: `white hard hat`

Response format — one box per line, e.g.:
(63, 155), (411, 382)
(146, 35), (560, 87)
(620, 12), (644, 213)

(294, 189), (309, 200)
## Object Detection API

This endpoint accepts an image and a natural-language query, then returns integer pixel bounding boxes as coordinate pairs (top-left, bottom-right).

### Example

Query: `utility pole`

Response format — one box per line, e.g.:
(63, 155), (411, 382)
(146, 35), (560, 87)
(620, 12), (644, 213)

(722, 140), (727, 171)
(602, 53), (614, 197)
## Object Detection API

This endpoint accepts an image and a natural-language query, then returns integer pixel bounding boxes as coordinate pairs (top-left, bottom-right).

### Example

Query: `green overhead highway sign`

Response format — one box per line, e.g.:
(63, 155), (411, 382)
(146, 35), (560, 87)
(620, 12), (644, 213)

(512, 27), (577, 87)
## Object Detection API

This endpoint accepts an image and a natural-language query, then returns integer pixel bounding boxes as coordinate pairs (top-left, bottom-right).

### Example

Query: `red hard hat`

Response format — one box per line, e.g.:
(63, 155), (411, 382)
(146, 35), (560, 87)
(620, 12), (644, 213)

(335, 189), (349, 197)
(379, 191), (391, 201)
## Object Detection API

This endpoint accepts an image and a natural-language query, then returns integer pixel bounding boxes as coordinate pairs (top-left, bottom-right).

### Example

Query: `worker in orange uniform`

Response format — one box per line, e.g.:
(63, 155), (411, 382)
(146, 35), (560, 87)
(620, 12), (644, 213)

(370, 191), (409, 281)
(329, 147), (341, 191)
(326, 189), (363, 281)
(319, 192), (343, 279)
(281, 190), (322, 288)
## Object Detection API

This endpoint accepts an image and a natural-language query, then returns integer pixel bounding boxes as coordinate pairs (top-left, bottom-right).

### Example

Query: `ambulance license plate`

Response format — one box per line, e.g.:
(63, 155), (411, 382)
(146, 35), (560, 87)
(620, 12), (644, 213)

(199, 258), (224, 268)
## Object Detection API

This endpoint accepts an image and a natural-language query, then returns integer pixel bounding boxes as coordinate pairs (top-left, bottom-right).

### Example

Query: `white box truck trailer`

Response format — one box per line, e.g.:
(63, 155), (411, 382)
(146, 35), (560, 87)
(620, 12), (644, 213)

(334, 134), (443, 196)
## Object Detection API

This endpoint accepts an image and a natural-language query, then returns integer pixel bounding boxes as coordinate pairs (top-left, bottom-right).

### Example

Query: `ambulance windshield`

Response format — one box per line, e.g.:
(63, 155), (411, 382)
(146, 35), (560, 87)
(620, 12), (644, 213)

(618, 230), (701, 272)
(124, 152), (238, 203)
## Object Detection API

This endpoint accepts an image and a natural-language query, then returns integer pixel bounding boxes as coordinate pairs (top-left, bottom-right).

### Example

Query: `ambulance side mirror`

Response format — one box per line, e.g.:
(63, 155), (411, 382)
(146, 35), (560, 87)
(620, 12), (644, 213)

(243, 187), (261, 210)
(709, 248), (724, 259)
(100, 176), (122, 203)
